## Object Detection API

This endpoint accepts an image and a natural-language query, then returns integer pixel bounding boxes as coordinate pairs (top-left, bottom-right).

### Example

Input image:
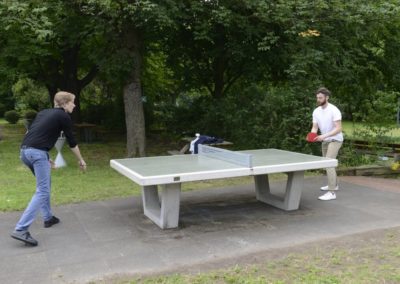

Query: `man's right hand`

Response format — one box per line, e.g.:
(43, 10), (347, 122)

(79, 159), (87, 171)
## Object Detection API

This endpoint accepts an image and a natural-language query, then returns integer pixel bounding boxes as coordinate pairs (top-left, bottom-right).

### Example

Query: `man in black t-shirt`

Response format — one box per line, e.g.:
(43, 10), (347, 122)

(11, 91), (87, 246)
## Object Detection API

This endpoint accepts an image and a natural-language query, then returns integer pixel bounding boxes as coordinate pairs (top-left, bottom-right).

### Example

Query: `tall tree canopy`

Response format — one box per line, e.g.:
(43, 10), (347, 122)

(1, 0), (399, 153)
(0, 0), (107, 121)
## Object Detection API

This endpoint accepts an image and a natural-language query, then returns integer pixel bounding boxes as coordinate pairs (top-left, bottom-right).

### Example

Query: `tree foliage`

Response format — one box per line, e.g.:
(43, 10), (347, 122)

(1, 0), (400, 151)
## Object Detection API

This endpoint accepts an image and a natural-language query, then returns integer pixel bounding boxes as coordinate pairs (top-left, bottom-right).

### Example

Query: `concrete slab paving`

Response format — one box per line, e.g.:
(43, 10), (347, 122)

(1, 176), (399, 283)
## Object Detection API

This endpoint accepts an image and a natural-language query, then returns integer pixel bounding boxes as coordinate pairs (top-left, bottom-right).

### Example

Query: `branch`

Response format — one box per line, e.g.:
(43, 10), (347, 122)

(222, 71), (243, 96)
(222, 59), (245, 96)
(34, 58), (62, 87)
(205, 84), (213, 96)
(79, 65), (99, 89)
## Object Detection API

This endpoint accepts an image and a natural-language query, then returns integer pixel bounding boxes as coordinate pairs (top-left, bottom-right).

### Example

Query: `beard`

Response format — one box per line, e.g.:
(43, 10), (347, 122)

(317, 99), (327, 106)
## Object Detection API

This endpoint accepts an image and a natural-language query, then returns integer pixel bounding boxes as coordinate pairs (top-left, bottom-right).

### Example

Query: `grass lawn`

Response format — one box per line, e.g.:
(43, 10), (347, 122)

(1, 119), (398, 212)
(0, 120), (285, 212)
(342, 121), (400, 142)
(109, 227), (400, 284)
(0, 120), (135, 211)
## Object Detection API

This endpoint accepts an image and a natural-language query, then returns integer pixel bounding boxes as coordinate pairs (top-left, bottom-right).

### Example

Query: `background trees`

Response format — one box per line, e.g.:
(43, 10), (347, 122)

(1, 0), (399, 155)
(0, 1), (106, 122)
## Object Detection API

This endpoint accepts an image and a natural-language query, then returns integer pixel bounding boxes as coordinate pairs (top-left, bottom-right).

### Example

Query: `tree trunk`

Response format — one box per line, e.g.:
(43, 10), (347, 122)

(213, 55), (225, 99)
(38, 45), (98, 123)
(212, 24), (226, 99)
(43, 45), (98, 123)
(46, 84), (58, 106)
(123, 28), (146, 157)
(60, 45), (82, 122)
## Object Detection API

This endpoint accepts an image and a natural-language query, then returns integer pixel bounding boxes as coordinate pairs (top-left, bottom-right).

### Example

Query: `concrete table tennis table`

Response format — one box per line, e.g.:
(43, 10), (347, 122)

(110, 145), (337, 229)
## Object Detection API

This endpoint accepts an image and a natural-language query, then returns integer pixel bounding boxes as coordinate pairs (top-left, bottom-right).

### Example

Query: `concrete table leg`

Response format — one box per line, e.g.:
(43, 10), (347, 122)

(141, 183), (181, 229)
(254, 171), (305, 211)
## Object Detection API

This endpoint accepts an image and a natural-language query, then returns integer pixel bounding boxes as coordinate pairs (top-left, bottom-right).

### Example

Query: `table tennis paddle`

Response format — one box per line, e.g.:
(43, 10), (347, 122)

(306, 132), (318, 142)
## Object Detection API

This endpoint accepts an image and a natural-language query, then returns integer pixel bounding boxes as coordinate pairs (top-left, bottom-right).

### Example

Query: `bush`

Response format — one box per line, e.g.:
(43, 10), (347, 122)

(12, 78), (50, 112)
(339, 141), (376, 167)
(165, 84), (317, 153)
(4, 110), (20, 124)
(354, 90), (399, 124)
(23, 109), (38, 129)
(24, 109), (37, 120)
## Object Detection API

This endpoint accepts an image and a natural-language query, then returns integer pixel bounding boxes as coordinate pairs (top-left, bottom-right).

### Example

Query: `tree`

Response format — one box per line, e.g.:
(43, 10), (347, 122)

(276, 0), (400, 120)
(0, 0), (107, 122)
(80, 0), (176, 157)
(166, 0), (280, 99)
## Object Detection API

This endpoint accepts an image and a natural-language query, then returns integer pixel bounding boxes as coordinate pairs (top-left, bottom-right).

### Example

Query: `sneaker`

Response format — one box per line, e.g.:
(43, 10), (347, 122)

(320, 185), (339, 191)
(44, 216), (60, 228)
(318, 191), (336, 201)
(11, 230), (38, 246)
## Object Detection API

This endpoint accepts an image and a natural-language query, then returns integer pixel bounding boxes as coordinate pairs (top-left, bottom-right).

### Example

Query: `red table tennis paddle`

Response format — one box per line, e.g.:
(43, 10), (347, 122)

(306, 132), (318, 142)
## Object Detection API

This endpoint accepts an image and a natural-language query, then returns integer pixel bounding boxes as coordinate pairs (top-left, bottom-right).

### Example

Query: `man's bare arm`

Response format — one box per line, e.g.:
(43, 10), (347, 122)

(316, 120), (342, 141)
(311, 122), (319, 133)
(70, 145), (87, 171)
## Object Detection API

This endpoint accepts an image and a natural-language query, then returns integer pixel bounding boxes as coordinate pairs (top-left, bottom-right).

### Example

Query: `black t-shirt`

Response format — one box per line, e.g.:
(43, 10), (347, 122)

(21, 108), (78, 151)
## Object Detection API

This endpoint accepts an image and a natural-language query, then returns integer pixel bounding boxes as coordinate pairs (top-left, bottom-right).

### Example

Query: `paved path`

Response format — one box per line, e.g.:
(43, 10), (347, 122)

(1, 176), (399, 283)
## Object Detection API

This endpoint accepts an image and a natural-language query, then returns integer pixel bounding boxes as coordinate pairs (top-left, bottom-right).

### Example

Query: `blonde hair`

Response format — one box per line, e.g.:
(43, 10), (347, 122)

(54, 91), (75, 108)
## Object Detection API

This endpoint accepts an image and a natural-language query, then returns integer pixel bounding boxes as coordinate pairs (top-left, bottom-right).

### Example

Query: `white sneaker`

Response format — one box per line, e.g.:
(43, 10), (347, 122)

(318, 191), (336, 201)
(320, 185), (339, 191)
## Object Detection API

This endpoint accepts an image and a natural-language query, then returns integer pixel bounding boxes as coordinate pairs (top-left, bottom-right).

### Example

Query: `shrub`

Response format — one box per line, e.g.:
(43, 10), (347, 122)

(165, 84), (317, 153)
(12, 78), (50, 112)
(4, 110), (20, 124)
(23, 109), (38, 129)
(339, 141), (375, 167)
(354, 90), (399, 124)
(24, 109), (37, 120)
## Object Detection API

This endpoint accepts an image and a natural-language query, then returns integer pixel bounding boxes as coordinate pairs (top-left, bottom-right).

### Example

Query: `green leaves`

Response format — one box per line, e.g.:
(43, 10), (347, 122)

(1, 1), (53, 41)
(257, 32), (279, 52)
(11, 77), (50, 112)
(1, 0), (400, 138)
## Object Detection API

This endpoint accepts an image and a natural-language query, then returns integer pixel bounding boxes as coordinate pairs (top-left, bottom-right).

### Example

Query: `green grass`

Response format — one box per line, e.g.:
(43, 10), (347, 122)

(120, 228), (400, 284)
(342, 121), (400, 142)
(2, 119), (396, 212)
(0, 122), (137, 211)
(0, 122), (291, 212)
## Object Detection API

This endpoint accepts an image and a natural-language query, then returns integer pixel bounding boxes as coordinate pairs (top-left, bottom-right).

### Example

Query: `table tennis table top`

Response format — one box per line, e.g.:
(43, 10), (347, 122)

(110, 148), (337, 186)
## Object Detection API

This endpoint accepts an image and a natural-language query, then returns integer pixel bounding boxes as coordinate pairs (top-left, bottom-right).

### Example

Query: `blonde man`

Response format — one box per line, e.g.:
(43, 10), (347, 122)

(311, 87), (343, 201)
(11, 91), (86, 246)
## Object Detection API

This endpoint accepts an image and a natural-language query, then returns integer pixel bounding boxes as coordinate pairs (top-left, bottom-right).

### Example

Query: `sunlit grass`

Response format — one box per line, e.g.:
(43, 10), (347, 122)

(342, 121), (400, 142)
(0, 122), (289, 212)
(107, 228), (400, 284)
